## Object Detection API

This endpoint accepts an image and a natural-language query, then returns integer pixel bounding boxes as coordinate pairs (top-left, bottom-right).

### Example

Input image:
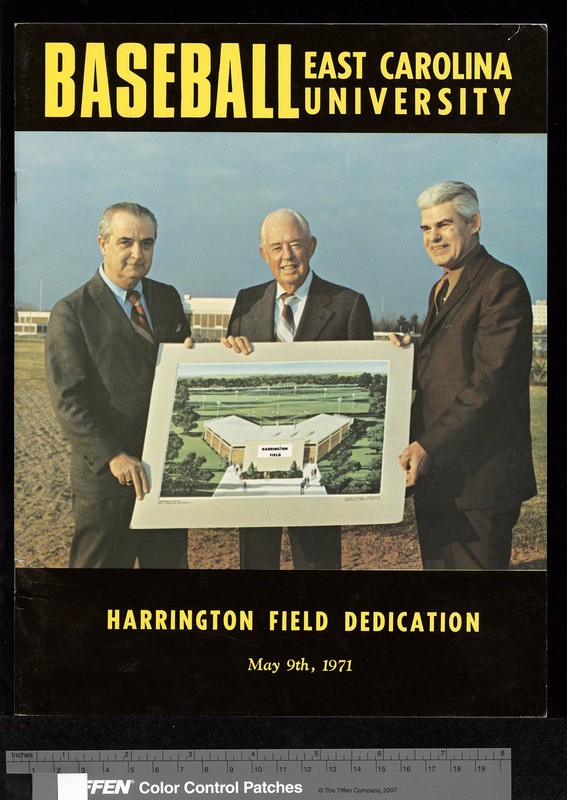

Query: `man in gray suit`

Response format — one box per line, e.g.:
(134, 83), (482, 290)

(222, 208), (374, 570)
(394, 181), (536, 569)
(45, 202), (191, 568)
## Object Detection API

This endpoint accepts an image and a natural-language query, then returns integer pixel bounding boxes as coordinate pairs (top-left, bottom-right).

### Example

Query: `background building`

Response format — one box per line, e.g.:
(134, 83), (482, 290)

(14, 310), (51, 336)
(183, 295), (235, 342)
(15, 297), (548, 353)
(532, 299), (547, 332)
(203, 413), (354, 472)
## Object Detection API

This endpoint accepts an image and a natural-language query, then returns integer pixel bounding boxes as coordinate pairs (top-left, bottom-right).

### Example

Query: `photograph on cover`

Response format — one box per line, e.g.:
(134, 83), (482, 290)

(14, 129), (546, 571)
(129, 340), (413, 528)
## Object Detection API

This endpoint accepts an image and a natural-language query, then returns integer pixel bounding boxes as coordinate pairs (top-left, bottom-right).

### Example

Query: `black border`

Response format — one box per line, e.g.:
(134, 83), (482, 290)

(1, 0), (564, 794)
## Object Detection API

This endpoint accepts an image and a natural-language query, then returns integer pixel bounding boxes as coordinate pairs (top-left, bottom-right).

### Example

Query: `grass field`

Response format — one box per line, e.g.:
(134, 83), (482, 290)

(14, 339), (547, 569)
(14, 338), (45, 381)
(165, 377), (383, 496)
(513, 383), (546, 560)
(188, 383), (372, 424)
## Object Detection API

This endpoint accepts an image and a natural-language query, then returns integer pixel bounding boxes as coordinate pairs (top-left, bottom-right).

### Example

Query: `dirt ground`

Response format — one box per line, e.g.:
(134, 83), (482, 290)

(14, 371), (546, 571)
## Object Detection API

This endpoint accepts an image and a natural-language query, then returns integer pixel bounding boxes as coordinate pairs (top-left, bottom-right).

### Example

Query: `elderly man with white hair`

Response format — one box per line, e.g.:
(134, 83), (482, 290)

(222, 208), (374, 570)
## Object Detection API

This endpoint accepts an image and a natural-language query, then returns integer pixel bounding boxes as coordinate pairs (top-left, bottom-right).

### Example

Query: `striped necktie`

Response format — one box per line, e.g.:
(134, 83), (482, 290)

(126, 290), (154, 343)
(275, 293), (296, 342)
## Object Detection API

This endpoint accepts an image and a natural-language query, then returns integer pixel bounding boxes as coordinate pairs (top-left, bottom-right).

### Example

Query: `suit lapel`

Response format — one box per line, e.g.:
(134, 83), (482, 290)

(89, 272), (132, 336)
(421, 275), (470, 343)
(250, 282), (278, 341)
(295, 273), (334, 341)
(420, 248), (487, 345)
(421, 284), (438, 339)
(143, 279), (167, 341)
(89, 272), (157, 363)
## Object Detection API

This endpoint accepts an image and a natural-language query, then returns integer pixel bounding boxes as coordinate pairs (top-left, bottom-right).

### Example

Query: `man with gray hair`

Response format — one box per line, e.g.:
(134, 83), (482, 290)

(394, 181), (536, 569)
(46, 202), (192, 568)
(222, 208), (374, 569)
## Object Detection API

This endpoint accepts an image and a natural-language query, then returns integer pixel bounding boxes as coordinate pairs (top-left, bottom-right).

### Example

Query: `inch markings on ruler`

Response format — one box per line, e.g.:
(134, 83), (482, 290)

(6, 749), (512, 800)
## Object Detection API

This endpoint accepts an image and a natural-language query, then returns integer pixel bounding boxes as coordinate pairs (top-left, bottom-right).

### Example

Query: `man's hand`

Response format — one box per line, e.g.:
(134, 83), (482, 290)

(220, 335), (253, 355)
(183, 337), (194, 348)
(389, 332), (413, 347)
(109, 452), (150, 500)
(399, 441), (431, 487)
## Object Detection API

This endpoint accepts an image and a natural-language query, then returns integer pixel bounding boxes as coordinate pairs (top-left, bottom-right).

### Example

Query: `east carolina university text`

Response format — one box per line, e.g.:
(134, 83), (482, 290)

(45, 42), (513, 119)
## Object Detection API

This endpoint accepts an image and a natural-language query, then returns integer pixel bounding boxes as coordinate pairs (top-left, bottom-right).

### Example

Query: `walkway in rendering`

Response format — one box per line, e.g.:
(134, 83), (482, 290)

(213, 464), (328, 497)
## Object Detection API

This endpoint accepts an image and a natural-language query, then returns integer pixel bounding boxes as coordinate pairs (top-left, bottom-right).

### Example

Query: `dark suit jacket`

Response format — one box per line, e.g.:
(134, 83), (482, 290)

(412, 245), (537, 512)
(227, 271), (374, 342)
(45, 271), (191, 500)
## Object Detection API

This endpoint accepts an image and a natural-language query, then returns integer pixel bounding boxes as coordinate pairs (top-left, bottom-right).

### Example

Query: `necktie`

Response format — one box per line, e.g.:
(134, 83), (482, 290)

(275, 293), (296, 342)
(434, 276), (450, 313)
(126, 290), (155, 343)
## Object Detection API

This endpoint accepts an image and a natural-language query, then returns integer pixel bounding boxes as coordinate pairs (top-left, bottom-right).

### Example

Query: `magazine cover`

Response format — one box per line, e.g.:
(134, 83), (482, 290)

(11, 22), (546, 717)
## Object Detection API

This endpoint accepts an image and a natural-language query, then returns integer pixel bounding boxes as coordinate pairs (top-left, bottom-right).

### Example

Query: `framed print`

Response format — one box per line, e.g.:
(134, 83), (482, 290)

(131, 340), (413, 528)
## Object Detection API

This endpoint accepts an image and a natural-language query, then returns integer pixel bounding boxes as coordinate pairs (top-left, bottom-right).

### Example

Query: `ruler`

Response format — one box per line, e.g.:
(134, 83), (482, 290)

(6, 748), (510, 800)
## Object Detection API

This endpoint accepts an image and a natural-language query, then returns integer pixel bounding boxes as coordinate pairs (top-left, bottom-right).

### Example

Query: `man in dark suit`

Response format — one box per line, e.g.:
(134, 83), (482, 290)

(221, 208), (374, 570)
(45, 202), (191, 568)
(395, 181), (536, 569)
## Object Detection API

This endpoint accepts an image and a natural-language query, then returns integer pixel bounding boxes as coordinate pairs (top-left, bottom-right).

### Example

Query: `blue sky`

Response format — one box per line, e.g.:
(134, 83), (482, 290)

(15, 131), (546, 322)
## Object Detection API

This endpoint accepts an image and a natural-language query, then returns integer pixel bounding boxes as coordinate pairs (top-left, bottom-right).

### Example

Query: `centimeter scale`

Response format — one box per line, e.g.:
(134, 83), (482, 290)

(6, 748), (511, 800)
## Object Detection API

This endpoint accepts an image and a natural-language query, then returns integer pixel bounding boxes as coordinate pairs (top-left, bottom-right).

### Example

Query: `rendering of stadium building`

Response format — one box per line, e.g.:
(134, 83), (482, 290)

(203, 414), (354, 472)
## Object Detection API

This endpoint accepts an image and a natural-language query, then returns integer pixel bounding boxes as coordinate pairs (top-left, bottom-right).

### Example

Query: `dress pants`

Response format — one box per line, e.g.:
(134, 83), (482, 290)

(70, 494), (188, 568)
(239, 526), (342, 570)
(415, 504), (521, 570)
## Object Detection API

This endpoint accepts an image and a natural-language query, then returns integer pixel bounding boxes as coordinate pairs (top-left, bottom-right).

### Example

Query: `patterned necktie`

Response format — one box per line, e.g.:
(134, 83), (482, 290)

(434, 275), (450, 313)
(275, 293), (296, 342)
(126, 290), (154, 343)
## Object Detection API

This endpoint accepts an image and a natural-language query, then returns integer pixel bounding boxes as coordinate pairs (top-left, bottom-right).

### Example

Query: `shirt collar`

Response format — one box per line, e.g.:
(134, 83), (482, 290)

(99, 264), (143, 300)
(277, 268), (313, 300)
